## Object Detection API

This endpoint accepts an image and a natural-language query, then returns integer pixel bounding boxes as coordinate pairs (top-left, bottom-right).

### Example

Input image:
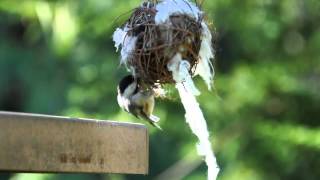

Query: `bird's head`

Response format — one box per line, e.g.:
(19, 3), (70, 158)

(117, 75), (139, 98)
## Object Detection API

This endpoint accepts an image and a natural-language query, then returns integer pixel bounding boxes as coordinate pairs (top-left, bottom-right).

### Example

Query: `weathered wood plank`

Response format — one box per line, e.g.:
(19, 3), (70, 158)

(0, 111), (148, 174)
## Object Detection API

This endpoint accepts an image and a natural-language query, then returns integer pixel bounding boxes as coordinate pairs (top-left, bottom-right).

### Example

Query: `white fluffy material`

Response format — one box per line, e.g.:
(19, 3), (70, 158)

(177, 83), (220, 180)
(113, 28), (126, 52)
(112, 26), (137, 65)
(155, 0), (202, 24)
(195, 22), (215, 90)
(167, 53), (200, 96)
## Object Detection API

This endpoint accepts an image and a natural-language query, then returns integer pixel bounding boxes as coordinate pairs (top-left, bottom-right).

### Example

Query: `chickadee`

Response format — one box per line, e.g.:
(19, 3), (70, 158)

(117, 75), (161, 129)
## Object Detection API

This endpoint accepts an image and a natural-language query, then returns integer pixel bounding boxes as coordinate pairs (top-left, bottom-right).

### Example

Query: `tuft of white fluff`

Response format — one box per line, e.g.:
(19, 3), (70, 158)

(112, 26), (137, 65)
(195, 22), (215, 90)
(113, 28), (126, 52)
(167, 53), (200, 96)
(155, 0), (202, 24)
(176, 83), (220, 180)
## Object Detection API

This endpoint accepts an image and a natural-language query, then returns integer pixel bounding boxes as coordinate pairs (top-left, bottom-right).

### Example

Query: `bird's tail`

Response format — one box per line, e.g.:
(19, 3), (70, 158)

(152, 122), (163, 131)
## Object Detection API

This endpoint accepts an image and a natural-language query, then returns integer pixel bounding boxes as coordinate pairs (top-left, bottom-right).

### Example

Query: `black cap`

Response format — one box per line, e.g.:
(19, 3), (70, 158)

(118, 75), (135, 94)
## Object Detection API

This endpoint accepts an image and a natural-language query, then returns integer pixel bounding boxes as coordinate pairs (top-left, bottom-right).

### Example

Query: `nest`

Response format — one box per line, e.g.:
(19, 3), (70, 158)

(124, 1), (203, 85)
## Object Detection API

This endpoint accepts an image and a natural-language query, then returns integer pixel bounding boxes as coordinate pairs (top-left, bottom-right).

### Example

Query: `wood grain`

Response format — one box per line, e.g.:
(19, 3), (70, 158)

(0, 111), (148, 174)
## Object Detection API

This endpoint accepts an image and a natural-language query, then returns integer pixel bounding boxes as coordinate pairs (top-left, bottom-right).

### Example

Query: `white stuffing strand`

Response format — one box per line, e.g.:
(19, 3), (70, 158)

(167, 53), (200, 96)
(176, 83), (220, 180)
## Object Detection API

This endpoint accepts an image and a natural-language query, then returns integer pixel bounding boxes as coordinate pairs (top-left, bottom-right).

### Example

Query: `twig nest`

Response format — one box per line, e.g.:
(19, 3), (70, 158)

(114, 0), (214, 90)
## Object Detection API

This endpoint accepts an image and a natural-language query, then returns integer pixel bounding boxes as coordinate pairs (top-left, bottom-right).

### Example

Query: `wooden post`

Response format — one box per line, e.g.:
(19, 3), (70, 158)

(0, 111), (148, 174)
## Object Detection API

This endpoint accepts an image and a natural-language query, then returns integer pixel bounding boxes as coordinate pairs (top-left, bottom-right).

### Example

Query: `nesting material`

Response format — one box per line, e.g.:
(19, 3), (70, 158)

(154, 0), (201, 24)
(177, 83), (219, 180)
(167, 53), (200, 95)
(113, 0), (219, 179)
(113, 0), (206, 85)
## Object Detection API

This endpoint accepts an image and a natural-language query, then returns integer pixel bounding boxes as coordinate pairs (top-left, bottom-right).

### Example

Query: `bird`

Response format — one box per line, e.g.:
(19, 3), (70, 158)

(117, 75), (161, 129)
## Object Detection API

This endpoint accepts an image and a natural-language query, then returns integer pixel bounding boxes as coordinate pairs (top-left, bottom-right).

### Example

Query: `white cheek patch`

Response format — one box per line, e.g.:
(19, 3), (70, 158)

(123, 81), (137, 98)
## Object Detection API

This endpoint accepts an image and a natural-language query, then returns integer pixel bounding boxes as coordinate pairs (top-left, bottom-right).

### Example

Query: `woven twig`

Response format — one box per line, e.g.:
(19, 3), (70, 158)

(123, 1), (203, 85)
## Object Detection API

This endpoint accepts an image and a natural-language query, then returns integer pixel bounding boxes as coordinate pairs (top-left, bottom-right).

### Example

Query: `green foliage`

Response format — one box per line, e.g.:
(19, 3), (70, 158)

(0, 0), (319, 179)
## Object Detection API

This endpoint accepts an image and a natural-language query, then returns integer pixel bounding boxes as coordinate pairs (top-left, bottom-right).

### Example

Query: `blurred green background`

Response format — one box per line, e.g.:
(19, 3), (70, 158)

(0, 0), (319, 180)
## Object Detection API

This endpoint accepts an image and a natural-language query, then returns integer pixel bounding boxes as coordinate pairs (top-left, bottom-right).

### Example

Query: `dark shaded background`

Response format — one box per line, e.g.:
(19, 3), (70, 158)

(0, 0), (320, 180)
